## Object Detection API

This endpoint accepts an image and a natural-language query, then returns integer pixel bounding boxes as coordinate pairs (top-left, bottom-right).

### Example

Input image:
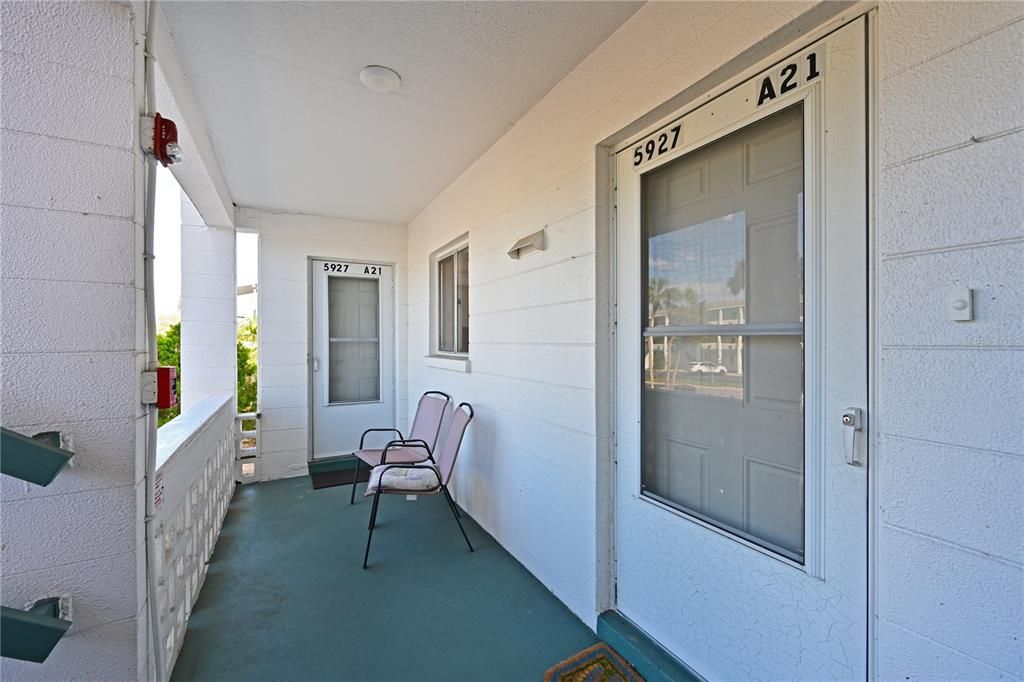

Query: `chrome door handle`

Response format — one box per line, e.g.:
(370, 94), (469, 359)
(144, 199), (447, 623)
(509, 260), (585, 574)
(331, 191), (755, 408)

(841, 407), (863, 466)
(312, 356), (320, 372)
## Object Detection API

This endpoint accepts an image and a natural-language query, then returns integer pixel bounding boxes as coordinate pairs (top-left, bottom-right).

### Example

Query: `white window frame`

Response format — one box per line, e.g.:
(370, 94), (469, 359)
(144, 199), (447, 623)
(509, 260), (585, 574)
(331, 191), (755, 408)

(428, 235), (470, 369)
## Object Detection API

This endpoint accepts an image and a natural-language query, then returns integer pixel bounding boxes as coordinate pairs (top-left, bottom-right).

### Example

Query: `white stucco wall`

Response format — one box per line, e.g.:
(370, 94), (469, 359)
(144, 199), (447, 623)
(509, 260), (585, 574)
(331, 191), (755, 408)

(874, 4), (1023, 679)
(236, 207), (408, 482)
(403, 0), (1023, 676)
(0, 1), (148, 678)
(405, 1), (823, 627)
(180, 195), (237, 411)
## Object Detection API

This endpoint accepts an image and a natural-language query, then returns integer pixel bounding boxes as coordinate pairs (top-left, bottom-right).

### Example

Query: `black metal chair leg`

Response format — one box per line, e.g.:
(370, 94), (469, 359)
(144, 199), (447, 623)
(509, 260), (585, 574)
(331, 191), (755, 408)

(350, 458), (362, 505)
(363, 491), (381, 569)
(368, 485), (380, 530)
(442, 489), (474, 553)
(441, 484), (461, 518)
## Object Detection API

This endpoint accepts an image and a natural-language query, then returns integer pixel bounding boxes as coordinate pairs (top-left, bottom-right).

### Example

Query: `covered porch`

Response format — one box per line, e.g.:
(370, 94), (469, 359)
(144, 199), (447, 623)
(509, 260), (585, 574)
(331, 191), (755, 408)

(1, 1), (1020, 680)
(169, 476), (598, 681)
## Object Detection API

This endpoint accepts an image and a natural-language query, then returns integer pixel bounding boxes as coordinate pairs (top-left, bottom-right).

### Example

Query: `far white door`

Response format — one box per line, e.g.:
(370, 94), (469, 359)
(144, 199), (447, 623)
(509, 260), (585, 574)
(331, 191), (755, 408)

(311, 259), (395, 459)
(613, 19), (868, 680)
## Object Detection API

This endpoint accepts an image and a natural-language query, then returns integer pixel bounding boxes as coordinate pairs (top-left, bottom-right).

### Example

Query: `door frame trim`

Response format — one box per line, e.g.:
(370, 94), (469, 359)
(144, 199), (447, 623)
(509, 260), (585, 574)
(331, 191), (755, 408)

(305, 255), (399, 463)
(865, 9), (880, 680)
(595, 6), (878, 676)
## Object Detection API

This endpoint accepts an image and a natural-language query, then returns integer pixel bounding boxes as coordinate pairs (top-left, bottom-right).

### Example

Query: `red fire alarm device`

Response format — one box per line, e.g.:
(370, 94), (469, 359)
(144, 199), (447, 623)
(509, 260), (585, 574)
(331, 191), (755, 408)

(156, 366), (177, 409)
(141, 113), (183, 167)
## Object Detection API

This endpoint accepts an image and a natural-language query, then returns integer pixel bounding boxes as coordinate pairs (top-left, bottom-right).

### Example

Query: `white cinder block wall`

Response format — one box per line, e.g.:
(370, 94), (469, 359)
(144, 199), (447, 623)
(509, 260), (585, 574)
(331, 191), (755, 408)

(180, 194), (237, 411)
(236, 207), (408, 482)
(0, 1), (149, 678)
(404, 0), (1024, 675)
(875, 4), (1023, 680)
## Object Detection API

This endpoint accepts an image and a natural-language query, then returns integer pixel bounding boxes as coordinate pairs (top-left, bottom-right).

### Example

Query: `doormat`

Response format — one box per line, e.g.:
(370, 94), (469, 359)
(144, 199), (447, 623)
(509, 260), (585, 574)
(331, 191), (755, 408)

(310, 465), (370, 490)
(544, 643), (643, 682)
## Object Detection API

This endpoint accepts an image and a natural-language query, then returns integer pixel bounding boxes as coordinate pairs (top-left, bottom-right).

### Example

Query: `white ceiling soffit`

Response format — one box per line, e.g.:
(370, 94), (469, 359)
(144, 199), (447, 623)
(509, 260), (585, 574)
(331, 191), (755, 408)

(152, 7), (235, 228)
(159, 1), (642, 224)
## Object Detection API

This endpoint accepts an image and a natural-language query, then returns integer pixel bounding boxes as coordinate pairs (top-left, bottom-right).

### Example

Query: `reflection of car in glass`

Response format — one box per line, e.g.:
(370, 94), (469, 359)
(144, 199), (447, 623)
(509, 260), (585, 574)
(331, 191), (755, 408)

(689, 361), (727, 374)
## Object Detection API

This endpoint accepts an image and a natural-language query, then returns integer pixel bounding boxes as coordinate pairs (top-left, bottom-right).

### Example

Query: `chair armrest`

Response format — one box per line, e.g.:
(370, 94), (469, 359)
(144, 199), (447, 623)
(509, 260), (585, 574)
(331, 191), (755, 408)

(384, 438), (431, 455)
(381, 440), (430, 465)
(359, 428), (404, 450)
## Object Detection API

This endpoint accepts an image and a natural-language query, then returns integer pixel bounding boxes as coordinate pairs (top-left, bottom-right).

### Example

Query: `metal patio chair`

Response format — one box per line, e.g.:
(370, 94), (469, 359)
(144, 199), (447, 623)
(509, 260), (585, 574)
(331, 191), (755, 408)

(349, 391), (452, 504)
(362, 402), (474, 569)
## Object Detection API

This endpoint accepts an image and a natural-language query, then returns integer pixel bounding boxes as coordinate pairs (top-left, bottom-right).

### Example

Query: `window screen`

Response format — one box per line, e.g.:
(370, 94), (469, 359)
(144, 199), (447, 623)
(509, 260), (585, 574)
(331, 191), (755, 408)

(640, 105), (805, 561)
(437, 246), (469, 354)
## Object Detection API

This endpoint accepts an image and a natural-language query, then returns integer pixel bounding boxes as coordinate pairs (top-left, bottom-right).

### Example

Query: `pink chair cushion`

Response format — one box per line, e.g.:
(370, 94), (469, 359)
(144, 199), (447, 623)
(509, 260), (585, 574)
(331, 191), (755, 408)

(355, 447), (430, 466)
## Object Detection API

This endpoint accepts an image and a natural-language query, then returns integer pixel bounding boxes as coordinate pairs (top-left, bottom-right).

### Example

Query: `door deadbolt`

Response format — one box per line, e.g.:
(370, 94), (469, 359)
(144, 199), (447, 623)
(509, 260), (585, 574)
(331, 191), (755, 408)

(841, 407), (863, 466)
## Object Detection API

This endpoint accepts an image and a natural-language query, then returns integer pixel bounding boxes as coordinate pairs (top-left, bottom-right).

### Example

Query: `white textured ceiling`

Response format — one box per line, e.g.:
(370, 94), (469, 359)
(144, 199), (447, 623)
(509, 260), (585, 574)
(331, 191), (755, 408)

(160, 1), (641, 224)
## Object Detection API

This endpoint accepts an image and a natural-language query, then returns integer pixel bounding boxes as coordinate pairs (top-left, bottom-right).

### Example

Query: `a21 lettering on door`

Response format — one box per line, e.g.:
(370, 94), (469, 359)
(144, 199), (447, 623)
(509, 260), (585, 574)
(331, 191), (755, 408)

(756, 52), (820, 106)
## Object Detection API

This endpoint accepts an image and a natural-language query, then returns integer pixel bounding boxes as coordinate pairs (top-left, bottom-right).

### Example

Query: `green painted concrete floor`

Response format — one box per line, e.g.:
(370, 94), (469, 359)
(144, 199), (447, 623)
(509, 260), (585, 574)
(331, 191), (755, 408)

(171, 477), (597, 681)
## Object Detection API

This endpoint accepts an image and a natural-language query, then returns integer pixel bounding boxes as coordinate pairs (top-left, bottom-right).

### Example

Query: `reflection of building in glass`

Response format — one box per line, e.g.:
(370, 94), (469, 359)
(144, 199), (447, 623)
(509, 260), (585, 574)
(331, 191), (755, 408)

(646, 302), (745, 370)
(645, 211), (749, 394)
(703, 301), (745, 374)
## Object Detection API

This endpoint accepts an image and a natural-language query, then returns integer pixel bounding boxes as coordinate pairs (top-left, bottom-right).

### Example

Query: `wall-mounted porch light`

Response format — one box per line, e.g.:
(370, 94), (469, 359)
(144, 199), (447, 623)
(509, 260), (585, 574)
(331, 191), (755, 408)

(507, 228), (546, 260)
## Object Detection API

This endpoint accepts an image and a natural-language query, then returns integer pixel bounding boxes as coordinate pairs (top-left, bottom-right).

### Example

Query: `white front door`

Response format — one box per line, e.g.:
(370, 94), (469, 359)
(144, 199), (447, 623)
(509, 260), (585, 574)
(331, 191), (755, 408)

(311, 259), (395, 460)
(613, 20), (868, 680)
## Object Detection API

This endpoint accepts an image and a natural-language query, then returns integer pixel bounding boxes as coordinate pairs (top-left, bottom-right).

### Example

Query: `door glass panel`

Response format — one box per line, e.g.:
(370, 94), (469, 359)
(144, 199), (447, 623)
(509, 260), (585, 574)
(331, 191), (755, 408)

(641, 105), (805, 561)
(328, 277), (380, 403)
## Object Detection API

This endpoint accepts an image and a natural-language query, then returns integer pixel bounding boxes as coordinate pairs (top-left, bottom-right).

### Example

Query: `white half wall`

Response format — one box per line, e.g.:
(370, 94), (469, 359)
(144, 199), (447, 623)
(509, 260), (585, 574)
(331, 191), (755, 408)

(236, 207), (407, 482)
(180, 194), (237, 411)
(0, 1), (148, 678)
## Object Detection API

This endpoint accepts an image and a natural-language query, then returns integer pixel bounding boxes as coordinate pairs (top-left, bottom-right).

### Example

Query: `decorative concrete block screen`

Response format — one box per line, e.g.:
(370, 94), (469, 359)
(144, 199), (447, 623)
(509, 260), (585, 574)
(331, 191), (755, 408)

(153, 393), (237, 673)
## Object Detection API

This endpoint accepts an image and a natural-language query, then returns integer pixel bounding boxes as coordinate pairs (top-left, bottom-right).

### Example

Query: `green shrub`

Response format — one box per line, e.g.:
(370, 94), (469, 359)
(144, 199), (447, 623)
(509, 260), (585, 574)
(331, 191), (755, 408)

(237, 315), (258, 414)
(155, 316), (259, 426)
(156, 322), (181, 426)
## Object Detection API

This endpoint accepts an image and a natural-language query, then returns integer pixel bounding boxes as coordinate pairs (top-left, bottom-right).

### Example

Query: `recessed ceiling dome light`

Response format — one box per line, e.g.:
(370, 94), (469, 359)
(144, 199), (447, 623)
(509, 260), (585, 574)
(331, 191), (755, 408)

(359, 65), (401, 93)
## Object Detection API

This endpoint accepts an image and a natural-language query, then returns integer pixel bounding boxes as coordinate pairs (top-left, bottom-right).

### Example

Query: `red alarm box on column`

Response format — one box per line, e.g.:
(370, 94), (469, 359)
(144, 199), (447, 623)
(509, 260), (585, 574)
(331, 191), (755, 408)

(156, 366), (177, 409)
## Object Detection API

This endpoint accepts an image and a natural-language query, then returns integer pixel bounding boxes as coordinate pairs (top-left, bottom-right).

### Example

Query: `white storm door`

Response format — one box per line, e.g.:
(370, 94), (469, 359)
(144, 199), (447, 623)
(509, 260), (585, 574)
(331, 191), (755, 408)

(613, 20), (867, 680)
(311, 260), (395, 460)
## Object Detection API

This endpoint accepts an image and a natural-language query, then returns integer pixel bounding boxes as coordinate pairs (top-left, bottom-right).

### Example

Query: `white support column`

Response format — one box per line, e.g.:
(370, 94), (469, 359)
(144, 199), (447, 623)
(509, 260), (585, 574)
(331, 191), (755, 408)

(179, 195), (237, 411)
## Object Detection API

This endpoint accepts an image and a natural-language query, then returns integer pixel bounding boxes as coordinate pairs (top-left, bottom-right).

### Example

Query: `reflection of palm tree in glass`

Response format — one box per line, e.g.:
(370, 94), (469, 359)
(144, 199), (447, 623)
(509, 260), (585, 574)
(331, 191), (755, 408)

(647, 278), (678, 387)
(647, 279), (701, 388)
(725, 260), (746, 376)
(727, 259), (745, 297)
(648, 277), (681, 323)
